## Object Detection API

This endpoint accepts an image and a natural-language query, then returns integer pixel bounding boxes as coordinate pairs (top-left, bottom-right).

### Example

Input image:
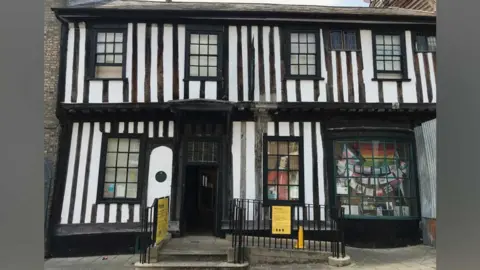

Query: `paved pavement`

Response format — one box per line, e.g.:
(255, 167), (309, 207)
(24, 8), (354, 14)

(44, 245), (436, 270)
(251, 245), (436, 270)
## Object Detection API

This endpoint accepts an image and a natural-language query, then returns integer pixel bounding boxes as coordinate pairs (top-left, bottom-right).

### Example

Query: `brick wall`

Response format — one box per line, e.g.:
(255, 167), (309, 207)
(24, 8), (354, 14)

(44, 0), (62, 160)
(45, 0), (110, 257)
(44, 0), (65, 257)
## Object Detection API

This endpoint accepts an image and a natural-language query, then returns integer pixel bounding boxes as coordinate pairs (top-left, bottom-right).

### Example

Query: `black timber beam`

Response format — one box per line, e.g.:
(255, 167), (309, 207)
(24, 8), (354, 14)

(57, 101), (435, 123)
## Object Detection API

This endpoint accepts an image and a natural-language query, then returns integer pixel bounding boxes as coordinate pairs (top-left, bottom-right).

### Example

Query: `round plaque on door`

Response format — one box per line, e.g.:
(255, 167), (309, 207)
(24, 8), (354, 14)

(155, 171), (167, 183)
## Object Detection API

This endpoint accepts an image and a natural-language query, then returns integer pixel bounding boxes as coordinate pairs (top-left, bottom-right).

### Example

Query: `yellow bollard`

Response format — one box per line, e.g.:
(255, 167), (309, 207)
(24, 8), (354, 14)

(295, 226), (304, 249)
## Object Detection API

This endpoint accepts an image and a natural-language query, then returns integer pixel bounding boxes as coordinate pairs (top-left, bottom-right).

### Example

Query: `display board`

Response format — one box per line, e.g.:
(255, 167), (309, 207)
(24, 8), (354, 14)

(271, 206), (291, 235)
(155, 197), (169, 245)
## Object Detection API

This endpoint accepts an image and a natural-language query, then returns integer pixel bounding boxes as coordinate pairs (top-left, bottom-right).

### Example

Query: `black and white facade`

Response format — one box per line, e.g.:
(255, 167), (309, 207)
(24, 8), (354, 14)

(49, 1), (436, 256)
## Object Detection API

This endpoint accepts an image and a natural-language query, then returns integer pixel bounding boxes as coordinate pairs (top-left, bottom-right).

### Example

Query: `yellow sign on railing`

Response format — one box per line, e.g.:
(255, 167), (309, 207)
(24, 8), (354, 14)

(155, 197), (169, 245)
(271, 206), (291, 235)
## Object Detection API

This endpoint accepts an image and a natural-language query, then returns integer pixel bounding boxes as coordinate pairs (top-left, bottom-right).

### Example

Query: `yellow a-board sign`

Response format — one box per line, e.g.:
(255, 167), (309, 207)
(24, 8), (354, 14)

(155, 197), (169, 245)
(271, 206), (291, 235)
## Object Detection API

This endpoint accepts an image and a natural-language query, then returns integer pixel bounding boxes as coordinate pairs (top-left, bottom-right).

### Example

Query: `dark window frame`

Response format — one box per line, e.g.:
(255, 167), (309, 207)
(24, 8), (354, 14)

(96, 133), (145, 204)
(325, 130), (420, 220)
(186, 138), (220, 165)
(185, 26), (224, 81)
(413, 32), (437, 53)
(329, 30), (359, 51)
(283, 28), (323, 80)
(371, 31), (409, 80)
(262, 135), (305, 206)
(87, 24), (128, 80)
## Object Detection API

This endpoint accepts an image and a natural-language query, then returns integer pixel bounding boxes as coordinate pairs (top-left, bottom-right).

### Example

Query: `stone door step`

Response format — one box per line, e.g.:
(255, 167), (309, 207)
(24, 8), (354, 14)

(157, 250), (228, 262)
(134, 261), (249, 270)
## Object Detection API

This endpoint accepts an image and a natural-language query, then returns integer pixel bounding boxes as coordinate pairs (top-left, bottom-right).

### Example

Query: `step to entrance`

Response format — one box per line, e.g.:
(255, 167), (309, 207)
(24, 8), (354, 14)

(157, 250), (228, 262)
(137, 236), (249, 269)
(157, 236), (231, 260)
(134, 261), (250, 270)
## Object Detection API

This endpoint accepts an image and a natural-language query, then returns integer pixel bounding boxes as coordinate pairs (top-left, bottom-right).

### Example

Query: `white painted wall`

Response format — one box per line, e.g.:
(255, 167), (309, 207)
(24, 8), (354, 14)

(360, 30), (380, 103)
(63, 23), (436, 105)
(147, 146), (173, 208)
(403, 31), (418, 103)
(59, 120), (175, 225)
(231, 120), (326, 221)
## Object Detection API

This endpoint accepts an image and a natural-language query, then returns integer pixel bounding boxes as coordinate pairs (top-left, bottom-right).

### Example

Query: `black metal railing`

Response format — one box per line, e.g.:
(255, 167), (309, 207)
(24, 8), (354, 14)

(228, 199), (346, 263)
(138, 200), (158, 264)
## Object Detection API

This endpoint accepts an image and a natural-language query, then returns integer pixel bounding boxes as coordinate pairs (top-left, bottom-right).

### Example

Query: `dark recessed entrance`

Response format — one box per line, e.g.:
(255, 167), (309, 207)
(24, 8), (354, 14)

(184, 165), (218, 235)
(180, 137), (222, 236)
(169, 100), (234, 238)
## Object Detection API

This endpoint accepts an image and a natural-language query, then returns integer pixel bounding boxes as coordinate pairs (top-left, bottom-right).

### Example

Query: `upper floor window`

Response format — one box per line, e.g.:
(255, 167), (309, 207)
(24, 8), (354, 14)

(415, 34), (436, 52)
(99, 137), (141, 202)
(330, 31), (358, 51)
(92, 29), (126, 79)
(373, 33), (406, 79)
(264, 136), (303, 205)
(285, 30), (321, 78)
(187, 33), (220, 78)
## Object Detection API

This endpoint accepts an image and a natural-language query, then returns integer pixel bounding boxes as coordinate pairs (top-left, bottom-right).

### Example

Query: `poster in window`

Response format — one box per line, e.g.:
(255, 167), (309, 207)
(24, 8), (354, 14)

(334, 140), (415, 217)
(278, 186), (288, 200)
(267, 156), (289, 185)
(268, 186), (277, 200)
(337, 185), (348, 195)
(361, 177), (370, 185)
(336, 159), (347, 176)
(336, 178), (348, 195)
(355, 183), (365, 194)
(289, 171), (299, 185)
(350, 205), (359, 215)
(389, 177), (404, 188)
(335, 141), (410, 208)
(378, 177), (388, 185)
(386, 202), (393, 210)
(104, 183), (115, 198)
(394, 206), (401, 216)
(349, 179), (358, 189)
(289, 186), (299, 200)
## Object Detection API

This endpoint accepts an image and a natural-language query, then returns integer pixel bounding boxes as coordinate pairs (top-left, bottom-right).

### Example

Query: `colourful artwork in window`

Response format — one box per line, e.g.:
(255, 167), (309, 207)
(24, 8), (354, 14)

(334, 140), (413, 217)
(265, 140), (301, 201)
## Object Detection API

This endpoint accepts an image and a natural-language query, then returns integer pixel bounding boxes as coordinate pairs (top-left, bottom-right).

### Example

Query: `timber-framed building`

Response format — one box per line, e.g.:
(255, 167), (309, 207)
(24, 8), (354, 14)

(48, 1), (436, 256)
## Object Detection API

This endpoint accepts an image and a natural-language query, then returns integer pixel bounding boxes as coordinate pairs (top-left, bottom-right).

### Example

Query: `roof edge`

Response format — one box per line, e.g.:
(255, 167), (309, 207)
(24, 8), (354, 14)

(52, 6), (436, 25)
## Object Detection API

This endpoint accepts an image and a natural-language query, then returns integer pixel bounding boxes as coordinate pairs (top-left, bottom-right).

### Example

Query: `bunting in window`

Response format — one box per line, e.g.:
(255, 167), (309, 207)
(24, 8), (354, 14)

(335, 140), (410, 216)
